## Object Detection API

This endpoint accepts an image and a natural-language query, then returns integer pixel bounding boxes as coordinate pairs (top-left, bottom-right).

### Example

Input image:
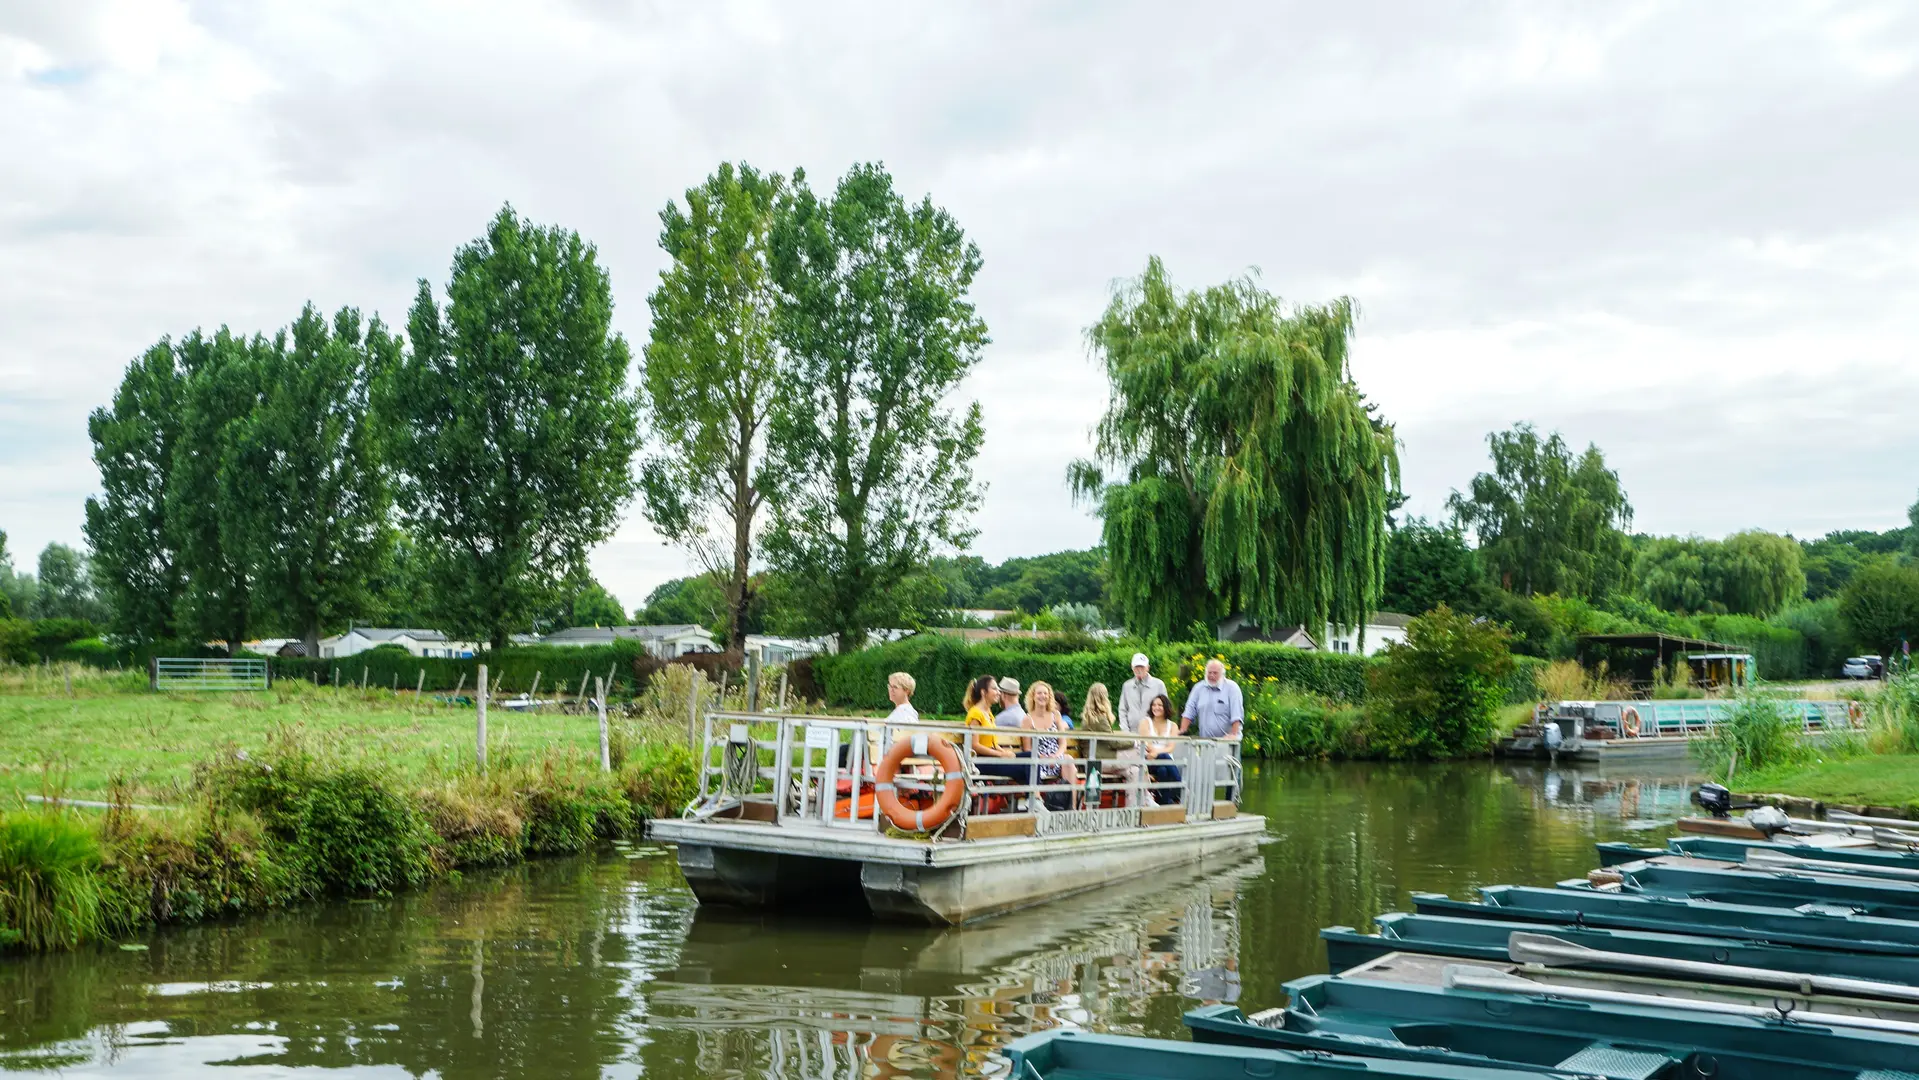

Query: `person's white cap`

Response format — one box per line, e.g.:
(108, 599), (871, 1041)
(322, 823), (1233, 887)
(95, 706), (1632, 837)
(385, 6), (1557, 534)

(1130, 653), (1149, 668)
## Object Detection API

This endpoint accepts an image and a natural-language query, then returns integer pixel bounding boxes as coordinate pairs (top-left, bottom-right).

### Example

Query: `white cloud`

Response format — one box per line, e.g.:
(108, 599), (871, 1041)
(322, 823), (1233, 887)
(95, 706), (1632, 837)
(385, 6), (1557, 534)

(2, 0), (1918, 612)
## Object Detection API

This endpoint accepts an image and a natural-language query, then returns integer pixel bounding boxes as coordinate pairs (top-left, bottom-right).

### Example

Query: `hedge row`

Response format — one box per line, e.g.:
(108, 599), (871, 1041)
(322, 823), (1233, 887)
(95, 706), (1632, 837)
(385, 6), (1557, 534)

(271, 641), (703, 697)
(814, 635), (1373, 716)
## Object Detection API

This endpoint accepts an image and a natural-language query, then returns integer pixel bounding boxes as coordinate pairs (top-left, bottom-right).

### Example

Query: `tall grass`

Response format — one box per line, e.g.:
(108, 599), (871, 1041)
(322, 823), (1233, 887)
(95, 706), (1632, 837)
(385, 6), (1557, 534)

(0, 812), (118, 950)
(1867, 674), (1919, 755)
(1692, 690), (1807, 783)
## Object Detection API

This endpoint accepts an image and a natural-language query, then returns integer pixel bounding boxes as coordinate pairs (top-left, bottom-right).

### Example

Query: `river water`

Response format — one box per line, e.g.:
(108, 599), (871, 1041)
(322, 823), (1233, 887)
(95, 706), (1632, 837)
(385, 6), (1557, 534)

(1, 760), (1695, 1079)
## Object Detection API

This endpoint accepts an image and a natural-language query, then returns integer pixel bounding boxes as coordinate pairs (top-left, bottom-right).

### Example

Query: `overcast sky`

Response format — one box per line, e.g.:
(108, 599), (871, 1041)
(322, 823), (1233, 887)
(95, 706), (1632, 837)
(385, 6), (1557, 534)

(3, 1), (1917, 612)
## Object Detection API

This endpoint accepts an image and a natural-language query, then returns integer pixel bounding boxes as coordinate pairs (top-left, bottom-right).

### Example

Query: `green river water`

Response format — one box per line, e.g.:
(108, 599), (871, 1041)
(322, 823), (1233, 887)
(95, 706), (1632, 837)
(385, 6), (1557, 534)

(1, 760), (1695, 1078)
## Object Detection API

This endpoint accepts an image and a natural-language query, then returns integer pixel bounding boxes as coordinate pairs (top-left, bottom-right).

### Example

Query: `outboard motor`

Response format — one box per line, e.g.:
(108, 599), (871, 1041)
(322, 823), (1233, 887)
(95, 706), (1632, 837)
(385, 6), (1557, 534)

(1747, 805), (1791, 837)
(1693, 782), (1734, 819)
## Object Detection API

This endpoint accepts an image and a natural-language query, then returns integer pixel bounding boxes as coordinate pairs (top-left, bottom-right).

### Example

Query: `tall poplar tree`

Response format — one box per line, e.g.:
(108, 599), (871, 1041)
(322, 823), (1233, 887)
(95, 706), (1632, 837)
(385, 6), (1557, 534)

(388, 206), (641, 649)
(764, 164), (988, 651)
(84, 341), (188, 641)
(639, 162), (790, 647)
(170, 329), (269, 653)
(1070, 257), (1400, 640)
(246, 304), (399, 656)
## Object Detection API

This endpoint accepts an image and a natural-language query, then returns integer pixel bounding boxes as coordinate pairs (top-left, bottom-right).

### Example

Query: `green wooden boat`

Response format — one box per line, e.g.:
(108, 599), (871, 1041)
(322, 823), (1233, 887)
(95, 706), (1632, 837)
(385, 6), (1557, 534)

(1414, 886), (1919, 955)
(1002, 1029), (1598, 1080)
(1598, 838), (1919, 875)
(1323, 912), (1919, 985)
(1588, 858), (1919, 920)
(1186, 955), (1919, 1080)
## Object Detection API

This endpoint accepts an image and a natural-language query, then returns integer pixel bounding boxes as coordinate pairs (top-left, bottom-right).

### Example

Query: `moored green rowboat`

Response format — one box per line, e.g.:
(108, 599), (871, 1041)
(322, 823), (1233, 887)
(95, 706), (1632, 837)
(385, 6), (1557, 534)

(1323, 912), (1919, 985)
(1583, 858), (1919, 920)
(1002, 1029), (1606, 1080)
(1186, 953), (1919, 1080)
(1415, 885), (1919, 954)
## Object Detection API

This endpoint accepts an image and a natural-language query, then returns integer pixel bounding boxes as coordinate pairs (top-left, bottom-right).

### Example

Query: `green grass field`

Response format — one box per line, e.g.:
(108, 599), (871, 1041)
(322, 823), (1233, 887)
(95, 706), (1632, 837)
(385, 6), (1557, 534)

(1736, 754), (1919, 811)
(0, 667), (621, 802)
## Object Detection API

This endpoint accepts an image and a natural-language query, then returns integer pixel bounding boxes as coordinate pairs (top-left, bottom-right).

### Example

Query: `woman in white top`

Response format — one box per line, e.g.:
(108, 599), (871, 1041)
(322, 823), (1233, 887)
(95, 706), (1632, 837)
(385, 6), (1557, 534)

(1139, 693), (1182, 806)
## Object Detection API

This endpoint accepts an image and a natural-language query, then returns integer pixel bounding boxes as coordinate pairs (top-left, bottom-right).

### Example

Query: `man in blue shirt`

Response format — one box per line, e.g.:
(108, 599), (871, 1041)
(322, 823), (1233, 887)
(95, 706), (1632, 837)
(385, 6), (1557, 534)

(1181, 659), (1243, 801)
(1180, 659), (1243, 739)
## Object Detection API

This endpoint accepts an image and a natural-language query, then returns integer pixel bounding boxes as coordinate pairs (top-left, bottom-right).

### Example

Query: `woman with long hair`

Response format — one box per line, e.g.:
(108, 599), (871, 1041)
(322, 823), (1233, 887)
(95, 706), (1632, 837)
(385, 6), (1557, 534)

(1139, 692), (1182, 805)
(1020, 681), (1078, 809)
(965, 674), (1026, 787)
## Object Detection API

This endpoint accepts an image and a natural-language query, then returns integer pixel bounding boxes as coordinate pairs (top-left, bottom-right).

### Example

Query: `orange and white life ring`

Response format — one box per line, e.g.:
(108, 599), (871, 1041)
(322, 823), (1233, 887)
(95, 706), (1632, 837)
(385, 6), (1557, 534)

(875, 734), (966, 833)
(1621, 706), (1643, 738)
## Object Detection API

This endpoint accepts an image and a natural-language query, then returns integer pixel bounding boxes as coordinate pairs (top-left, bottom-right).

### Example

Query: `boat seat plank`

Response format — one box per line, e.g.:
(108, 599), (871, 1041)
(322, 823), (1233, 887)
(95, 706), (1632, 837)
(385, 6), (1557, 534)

(1555, 1044), (1679, 1080)
(1855, 1071), (1919, 1080)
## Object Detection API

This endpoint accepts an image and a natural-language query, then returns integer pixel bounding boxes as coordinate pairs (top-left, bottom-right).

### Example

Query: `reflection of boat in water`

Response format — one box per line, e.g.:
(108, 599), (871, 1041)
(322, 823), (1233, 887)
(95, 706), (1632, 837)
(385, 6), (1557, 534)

(1498, 763), (1700, 826)
(646, 851), (1265, 1078)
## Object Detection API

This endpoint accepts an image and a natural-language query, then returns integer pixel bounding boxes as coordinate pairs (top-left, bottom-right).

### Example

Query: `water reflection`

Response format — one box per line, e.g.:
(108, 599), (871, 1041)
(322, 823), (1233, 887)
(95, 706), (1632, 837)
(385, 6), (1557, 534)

(649, 854), (1262, 1078)
(0, 760), (1694, 1079)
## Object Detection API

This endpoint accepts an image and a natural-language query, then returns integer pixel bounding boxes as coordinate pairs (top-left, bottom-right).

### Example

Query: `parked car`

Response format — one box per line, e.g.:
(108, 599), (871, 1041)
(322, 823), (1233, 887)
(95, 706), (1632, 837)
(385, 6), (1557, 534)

(1842, 655), (1884, 679)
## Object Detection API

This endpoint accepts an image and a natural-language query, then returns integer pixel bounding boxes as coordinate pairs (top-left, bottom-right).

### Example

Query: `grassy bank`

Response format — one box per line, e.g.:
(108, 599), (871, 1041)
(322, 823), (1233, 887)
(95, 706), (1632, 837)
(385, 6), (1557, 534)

(1735, 755), (1919, 814)
(0, 665), (698, 954)
(1690, 674), (1919, 813)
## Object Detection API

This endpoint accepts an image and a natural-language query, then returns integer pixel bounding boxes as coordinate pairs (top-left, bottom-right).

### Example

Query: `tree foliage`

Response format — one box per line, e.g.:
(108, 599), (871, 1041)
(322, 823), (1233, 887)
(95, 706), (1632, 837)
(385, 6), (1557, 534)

(169, 329), (270, 652)
(1071, 257), (1399, 640)
(1447, 423), (1631, 599)
(1367, 605), (1516, 758)
(83, 341), (188, 641)
(762, 164), (988, 651)
(1839, 558), (1919, 661)
(639, 162), (792, 647)
(1381, 517), (1484, 617)
(33, 543), (107, 625)
(388, 206), (641, 649)
(1633, 530), (1804, 616)
(246, 305), (398, 655)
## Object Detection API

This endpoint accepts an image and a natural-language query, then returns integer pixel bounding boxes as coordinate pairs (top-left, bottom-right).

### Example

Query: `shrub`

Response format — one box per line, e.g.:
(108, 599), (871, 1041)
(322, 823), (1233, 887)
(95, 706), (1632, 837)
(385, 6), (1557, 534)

(0, 812), (118, 951)
(1366, 606), (1516, 759)
(201, 740), (432, 895)
(1867, 673), (1919, 756)
(273, 639), (665, 697)
(1692, 690), (1807, 780)
(618, 742), (698, 817)
(106, 806), (304, 924)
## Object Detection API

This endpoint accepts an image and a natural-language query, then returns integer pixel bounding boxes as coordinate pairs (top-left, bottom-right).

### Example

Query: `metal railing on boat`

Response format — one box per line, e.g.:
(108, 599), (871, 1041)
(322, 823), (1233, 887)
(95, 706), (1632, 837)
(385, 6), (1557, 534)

(1539, 698), (1857, 739)
(686, 710), (1244, 840)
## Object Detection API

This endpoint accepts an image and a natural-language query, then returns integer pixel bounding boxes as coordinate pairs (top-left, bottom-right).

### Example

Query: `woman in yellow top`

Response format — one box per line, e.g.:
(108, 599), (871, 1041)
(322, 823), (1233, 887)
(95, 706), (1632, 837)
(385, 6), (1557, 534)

(965, 674), (1028, 786)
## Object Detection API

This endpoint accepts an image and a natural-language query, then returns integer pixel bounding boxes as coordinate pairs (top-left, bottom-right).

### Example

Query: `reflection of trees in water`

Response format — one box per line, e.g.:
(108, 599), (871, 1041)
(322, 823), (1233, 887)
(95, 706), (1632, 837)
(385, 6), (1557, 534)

(0, 847), (694, 1079)
(642, 854), (1264, 1080)
(0, 763), (1669, 1080)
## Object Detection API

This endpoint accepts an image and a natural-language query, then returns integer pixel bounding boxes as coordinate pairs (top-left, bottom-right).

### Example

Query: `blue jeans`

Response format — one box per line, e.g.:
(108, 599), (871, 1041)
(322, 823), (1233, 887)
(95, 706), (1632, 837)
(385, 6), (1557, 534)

(1147, 753), (1181, 804)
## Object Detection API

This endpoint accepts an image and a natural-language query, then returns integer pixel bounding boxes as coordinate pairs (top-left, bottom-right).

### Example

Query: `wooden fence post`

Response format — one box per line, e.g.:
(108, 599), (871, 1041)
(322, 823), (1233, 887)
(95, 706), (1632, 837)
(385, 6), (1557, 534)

(778, 671), (788, 713)
(416, 669), (426, 700)
(596, 677), (611, 772)
(746, 652), (762, 712)
(361, 666), (369, 691)
(577, 670), (590, 707)
(529, 671), (542, 706)
(476, 664), (488, 773)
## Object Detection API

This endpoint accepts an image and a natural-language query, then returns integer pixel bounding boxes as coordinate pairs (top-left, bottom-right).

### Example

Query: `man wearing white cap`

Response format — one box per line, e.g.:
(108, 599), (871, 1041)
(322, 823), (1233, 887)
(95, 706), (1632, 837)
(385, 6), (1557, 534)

(1117, 652), (1167, 734)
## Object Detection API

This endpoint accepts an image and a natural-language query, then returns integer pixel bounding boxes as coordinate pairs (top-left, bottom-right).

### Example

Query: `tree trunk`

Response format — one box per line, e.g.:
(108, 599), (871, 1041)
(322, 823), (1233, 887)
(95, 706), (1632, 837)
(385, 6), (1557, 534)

(304, 621), (321, 662)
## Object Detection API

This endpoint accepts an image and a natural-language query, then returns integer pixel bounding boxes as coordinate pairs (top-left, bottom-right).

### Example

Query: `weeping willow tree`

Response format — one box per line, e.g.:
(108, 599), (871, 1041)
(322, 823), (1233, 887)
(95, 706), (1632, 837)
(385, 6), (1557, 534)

(1069, 257), (1400, 640)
